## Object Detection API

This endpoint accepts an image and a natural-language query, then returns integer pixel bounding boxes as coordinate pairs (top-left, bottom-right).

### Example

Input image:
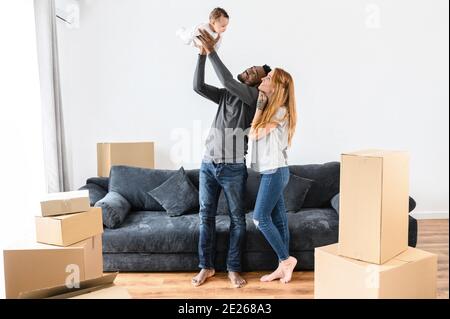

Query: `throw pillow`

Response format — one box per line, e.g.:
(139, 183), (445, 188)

(95, 191), (131, 229)
(147, 167), (199, 217)
(284, 174), (314, 213)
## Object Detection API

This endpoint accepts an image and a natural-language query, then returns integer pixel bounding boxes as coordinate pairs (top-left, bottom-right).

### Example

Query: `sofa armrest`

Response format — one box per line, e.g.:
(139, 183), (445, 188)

(78, 183), (108, 206)
(94, 191), (131, 229)
(86, 177), (109, 191)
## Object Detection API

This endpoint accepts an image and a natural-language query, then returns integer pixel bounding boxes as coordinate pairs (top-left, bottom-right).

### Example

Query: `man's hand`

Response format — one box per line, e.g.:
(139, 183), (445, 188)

(195, 42), (207, 56)
(256, 91), (269, 110)
(196, 29), (220, 54)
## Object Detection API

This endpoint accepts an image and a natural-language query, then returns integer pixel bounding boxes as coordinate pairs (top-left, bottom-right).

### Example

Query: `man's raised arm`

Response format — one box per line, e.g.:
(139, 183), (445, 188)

(208, 51), (258, 106)
(193, 53), (222, 105)
(196, 29), (258, 106)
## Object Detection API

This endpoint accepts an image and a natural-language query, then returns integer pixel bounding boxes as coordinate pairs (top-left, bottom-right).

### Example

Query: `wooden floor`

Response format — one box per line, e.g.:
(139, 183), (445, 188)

(115, 219), (449, 299)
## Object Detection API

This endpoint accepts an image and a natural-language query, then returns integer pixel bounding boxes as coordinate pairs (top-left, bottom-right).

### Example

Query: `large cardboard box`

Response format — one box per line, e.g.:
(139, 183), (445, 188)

(97, 141), (155, 177)
(3, 247), (86, 299)
(35, 207), (103, 246)
(18, 273), (131, 299)
(3, 235), (104, 299)
(338, 149), (410, 264)
(314, 244), (437, 299)
(40, 190), (90, 217)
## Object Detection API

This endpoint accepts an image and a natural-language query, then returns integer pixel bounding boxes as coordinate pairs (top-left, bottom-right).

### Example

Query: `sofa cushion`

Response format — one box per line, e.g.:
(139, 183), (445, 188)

(147, 167), (199, 217)
(84, 163), (341, 212)
(102, 208), (340, 254)
(330, 193), (417, 214)
(217, 172), (313, 215)
(289, 162), (340, 208)
(109, 165), (200, 211)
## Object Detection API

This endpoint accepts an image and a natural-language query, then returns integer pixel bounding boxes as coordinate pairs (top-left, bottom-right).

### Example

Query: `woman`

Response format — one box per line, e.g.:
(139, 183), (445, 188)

(249, 68), (298, 283)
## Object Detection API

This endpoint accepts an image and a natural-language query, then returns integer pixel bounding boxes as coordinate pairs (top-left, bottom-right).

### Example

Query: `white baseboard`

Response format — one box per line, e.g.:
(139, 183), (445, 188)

(410, 211), (449, 220)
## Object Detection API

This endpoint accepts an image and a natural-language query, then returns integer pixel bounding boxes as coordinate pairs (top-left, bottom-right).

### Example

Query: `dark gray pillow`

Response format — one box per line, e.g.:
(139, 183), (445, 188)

(95, 191), (131, 229)
(147, 167), (199, 217)
(284, 174), (314, 213)
(330, 193), (417, 214)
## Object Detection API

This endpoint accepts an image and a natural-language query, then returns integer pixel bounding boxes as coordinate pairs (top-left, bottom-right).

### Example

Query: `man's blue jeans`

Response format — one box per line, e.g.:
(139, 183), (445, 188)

(198, 161), (248, 272)
(253, 166), (290, 261)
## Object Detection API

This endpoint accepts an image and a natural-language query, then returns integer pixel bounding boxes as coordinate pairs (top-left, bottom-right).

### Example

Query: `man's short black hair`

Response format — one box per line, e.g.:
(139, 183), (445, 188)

(263, 65), (272, 75)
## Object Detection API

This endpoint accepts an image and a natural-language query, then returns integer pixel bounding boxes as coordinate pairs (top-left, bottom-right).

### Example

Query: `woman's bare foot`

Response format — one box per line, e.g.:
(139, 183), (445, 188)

(191, 269), (215, 287)
(279, 256), (297, 284)
(260, 263), (283, 282)
(228, 271), (247, 288)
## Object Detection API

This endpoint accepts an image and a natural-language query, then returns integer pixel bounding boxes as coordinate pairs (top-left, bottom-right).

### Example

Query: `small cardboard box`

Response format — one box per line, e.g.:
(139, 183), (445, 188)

(314, 244), (437, 299)
(3, 247), (86, 299)
(40, 190), (90, 217)
(3, 235), (103, 299)
(97, 141), (155, 177)
(338, 149), (410, 264)
(18, 273), (131, 299)
(35, 207), (103, 246)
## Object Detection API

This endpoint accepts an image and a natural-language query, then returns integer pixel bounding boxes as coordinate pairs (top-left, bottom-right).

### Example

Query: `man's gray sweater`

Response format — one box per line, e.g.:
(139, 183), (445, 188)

(193, 51), (259, 164)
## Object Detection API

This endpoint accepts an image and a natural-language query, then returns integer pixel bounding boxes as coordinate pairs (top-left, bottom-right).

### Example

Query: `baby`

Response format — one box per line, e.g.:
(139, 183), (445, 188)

(176, 7), (229, 50)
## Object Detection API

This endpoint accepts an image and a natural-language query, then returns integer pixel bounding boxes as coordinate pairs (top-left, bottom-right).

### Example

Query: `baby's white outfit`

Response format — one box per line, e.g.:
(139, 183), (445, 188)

(176, 23), (223, 50)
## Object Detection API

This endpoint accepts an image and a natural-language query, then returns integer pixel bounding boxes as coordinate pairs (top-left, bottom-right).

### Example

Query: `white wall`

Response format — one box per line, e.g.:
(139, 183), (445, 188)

(0, 0), (46, 298)
(56, 0), (449, 213)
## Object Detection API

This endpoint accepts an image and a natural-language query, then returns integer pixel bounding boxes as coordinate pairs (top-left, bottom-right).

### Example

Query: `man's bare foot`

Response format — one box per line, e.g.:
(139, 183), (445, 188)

(228, 271), (246, 288)
(279, 256), (297, 284)
(260, 263), (283, 282)
(191, 269), (215, 287)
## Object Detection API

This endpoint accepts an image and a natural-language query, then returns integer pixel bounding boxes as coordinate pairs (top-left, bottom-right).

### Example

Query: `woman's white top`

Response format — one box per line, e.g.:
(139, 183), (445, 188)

(251, 106), (289, 173)
(176, 23), (223, 50)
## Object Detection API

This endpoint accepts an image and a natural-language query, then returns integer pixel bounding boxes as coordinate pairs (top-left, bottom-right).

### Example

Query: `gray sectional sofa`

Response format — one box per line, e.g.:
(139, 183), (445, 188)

(79, 161), (418, 272)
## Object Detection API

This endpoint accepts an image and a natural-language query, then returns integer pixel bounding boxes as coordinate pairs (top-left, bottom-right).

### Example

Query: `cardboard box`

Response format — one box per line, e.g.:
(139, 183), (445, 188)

(338, 149), (410, 264)
(69, 235), (103, 280)
(35, 207), (103, 246)
(314, 244), (437, 299)
(40, 190), (90, 217)
(97, 141), (155, 177)
(3, 235), (103, 299)
(18, 273), (131, 299)
(3, 247), (86, 299)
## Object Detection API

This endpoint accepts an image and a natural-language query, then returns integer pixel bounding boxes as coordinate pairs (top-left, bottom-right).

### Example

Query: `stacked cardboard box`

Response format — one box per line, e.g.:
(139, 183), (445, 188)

(97, 141), (155, 177)
(315, 150), (438, 299)
(3, 190), (128, 299)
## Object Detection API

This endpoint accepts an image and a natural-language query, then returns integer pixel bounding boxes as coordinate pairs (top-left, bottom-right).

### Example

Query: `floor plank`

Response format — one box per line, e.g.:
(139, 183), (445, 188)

(115, 219), (449, 299)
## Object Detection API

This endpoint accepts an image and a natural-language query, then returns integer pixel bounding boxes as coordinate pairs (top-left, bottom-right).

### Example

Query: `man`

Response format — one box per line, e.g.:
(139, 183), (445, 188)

(192, 29), (271, 288)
